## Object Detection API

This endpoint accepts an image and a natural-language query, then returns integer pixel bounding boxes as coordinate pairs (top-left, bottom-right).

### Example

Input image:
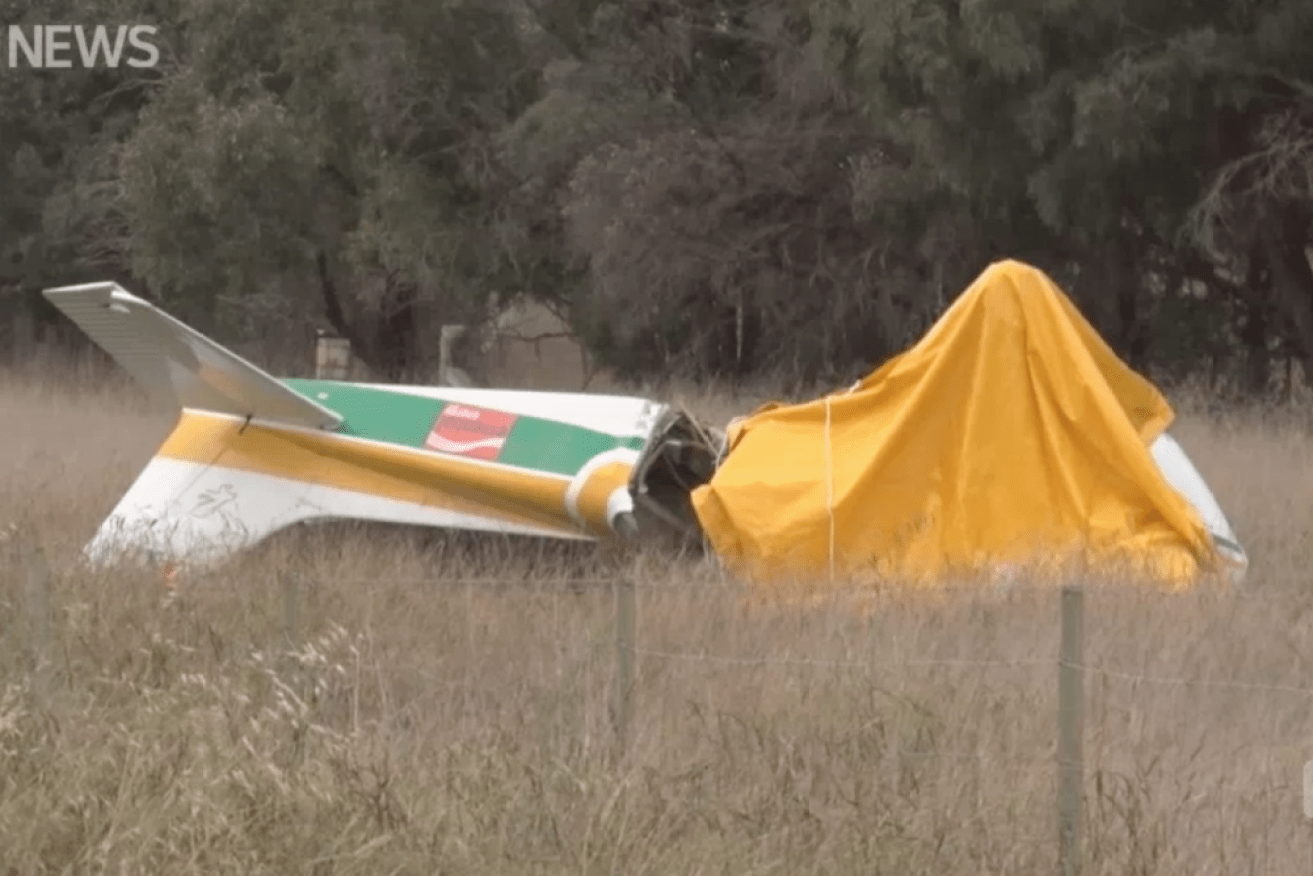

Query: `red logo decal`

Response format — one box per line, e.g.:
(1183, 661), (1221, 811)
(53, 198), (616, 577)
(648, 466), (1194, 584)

(424, 404), (517, 460)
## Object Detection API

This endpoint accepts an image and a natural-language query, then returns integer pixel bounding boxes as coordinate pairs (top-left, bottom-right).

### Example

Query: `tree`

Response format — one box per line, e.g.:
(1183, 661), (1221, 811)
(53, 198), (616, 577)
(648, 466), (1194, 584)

(4, 0), (1312, 391)
(504, 0), (953, 382)
(119, 0), (533, 377)
(0, 0), (172, 347)
(806, 0), (1313, 387)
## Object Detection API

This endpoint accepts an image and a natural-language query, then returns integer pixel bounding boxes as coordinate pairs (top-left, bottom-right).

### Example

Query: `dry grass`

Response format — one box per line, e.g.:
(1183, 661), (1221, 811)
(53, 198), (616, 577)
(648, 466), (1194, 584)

(3, 361), (1313, 874)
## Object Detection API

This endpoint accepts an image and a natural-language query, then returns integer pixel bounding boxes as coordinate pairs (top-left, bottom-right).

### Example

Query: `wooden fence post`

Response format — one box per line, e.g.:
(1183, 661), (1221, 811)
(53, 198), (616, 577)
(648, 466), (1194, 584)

(281, 570), (299, 650)
(1058, 586), (1085, 876)
(24, 547), (53, 704)
(613, 577), (635, 755)
(279, 571), (303, 700)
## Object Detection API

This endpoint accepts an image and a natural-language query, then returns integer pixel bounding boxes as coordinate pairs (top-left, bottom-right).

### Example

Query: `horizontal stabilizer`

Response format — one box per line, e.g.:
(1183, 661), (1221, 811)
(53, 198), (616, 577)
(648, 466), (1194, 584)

(44, 282), (342, 430)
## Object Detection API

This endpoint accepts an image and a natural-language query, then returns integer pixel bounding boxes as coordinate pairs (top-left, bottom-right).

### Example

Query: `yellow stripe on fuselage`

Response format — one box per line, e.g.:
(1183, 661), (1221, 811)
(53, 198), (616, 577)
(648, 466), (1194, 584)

(156, 411), (590, 536)
(573, 461), (632, 533)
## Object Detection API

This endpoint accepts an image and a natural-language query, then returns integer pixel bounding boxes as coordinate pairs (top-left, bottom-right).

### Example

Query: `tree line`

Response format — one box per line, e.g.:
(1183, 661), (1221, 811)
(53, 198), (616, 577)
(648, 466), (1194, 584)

(2, 0), (1312, 394)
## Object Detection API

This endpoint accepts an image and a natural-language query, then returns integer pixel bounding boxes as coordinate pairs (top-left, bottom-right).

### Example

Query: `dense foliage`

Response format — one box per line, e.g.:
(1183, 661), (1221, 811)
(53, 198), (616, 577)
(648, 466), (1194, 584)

(2, 0), (1312, 390)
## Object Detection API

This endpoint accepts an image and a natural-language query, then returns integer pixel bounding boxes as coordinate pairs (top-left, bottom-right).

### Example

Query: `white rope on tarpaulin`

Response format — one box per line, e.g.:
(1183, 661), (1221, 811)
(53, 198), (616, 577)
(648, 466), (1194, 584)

(824, 393), (835, 583)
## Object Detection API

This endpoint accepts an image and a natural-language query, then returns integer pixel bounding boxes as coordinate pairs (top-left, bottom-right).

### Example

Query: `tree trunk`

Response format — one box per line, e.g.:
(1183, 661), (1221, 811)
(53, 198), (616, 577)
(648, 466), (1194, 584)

(1259, 207), (1313, 380)
(317, 251), (370, 364)
(316, 253), (419, 381)
(1239, 247), (1270, 397)
(1094, 233), (1141, 367)
(1115, 264), (1146, 369)
(373, 274), (420, 381)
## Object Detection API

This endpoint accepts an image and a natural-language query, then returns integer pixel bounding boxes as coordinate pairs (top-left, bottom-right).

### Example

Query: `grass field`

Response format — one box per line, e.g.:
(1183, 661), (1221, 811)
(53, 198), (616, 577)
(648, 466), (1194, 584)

(2, 358), (1312, 874)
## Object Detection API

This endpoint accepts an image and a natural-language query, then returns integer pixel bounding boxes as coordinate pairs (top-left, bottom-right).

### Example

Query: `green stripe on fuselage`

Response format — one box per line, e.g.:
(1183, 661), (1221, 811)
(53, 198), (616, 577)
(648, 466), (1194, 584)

(282, 379), (645, 477)
(287, 380), (443, 445)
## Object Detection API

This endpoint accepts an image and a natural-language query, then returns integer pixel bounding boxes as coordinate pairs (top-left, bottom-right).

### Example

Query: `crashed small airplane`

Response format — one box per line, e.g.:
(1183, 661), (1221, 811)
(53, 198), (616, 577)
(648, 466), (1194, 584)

(45, 259), (1249, 588)
(43, 282), (723, 565)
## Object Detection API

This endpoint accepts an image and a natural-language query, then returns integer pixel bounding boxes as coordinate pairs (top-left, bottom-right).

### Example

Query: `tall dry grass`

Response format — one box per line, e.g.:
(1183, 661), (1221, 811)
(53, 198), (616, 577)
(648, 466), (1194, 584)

(2, 360), (1313, 874)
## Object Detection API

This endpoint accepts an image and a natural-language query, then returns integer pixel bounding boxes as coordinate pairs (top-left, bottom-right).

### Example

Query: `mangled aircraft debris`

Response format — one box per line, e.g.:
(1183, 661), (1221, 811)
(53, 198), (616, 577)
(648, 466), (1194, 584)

(43, 281), (721, 565)
(45, 259), (1247, 587)
(690, 260), (1248, 588)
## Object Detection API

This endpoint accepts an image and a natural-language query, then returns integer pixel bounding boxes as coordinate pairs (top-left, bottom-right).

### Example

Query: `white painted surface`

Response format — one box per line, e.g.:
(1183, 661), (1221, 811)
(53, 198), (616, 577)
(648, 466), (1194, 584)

(1151, 432), (1247, 570)
(43, 282), (342, 428)
(330, 382), (666, 439)
(86, 457), (585, 565)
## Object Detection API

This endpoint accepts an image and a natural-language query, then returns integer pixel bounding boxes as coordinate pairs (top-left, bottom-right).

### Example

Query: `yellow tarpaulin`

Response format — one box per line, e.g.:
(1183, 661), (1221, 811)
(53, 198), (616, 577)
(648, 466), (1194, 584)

(691, 260), (1218, 591)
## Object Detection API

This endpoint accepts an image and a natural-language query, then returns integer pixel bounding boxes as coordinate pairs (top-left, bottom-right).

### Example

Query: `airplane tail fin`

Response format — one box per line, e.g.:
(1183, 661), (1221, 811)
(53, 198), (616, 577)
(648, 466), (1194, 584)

(43, 282), (342, 430)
